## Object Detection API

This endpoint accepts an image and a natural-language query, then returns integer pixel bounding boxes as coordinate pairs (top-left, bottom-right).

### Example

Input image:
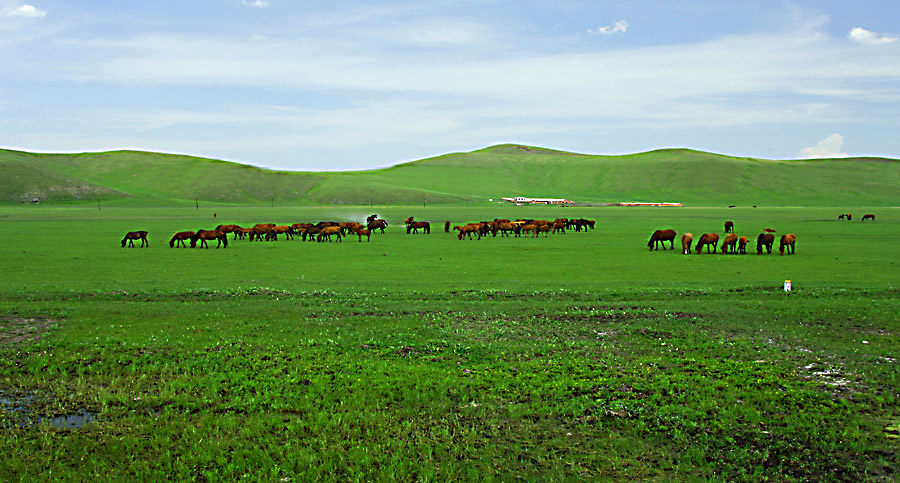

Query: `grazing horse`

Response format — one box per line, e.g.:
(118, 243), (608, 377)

(695, 233), (719, 254)
(779, 234), (796, 256)
(353, 227), (371, 242)
(272, 225), (294, 240)
(454, 224), (480, 240)
(738, 236), (748, 254)
(647, 229), (676, 251)
(190, 230), (227, 249)
(316, 226), (343, 242)
(720, 234), (738, 254)
(552, 221), (566, 234)
(681, 233), (693, 254)
(724, 221), (734, 233)
(215, 224), (242, 239)
(407, 221), (431, 234)
(368, 219), (388, 234)
(250, 223), (276, 241)
(121, 231), (149, 248)
(763, 228), (776, 233)
(169, 231), (195, 248)
(838, 214), (846, 220)
(862, 214), (875, 221)
(756, 233), (775, 255)
(846, 214), (852, 221)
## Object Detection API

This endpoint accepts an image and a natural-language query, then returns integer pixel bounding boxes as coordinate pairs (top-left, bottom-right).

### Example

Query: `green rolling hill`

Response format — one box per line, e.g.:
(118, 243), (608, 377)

(1, 144), (898, 206)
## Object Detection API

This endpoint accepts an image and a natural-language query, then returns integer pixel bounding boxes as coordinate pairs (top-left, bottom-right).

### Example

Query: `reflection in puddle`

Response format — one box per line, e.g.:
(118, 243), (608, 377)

(1, 394), (97, 430)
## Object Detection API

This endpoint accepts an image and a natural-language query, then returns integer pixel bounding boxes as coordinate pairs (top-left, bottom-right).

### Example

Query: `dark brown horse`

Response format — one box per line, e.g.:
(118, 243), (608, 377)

(407, 221), (430, 234)
(695, 233), (719, 254)
(757, 233), (775, 255)
(861, 214), (875, 221)
(724, 221), (734, 233)
(121, 231), (149, 248)
(648, 229), (676, 251)
(779, 234), (796, 255)
(368, 219), (388, 234)
(215, 224), (243, 239)
(169, 231), (195, 248)
(190, 230), (227, 248)
(444, 221), (451, 233)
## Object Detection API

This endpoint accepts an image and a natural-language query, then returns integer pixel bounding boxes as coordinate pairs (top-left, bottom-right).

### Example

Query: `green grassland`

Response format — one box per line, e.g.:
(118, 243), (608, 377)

(1, 203), (898, 481)
(2, 145), (899, 206)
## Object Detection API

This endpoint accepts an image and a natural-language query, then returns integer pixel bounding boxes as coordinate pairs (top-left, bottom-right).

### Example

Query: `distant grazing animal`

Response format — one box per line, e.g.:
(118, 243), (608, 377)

(368, 219), (388, 234)
(272, 225), (294, 240)
(728, 205), (736, 208)
(407, 221), (430, 234)
(838, 214), (846, 220)
(169, 231), (195, 248)
(757, 233), (775, 255)
(720, 234), (738, 254)
(681, 233), (693, 254)
(738, 236), (748, 254)
(846, 214), (852, 221)
(250, 223), (276, 241)
(695, 233), (719, 254)
(444, 221), (451, 233)
(121, 231), (149, 248)
(779, 234), (796, 256)
(552, 221), (567, 234)
(763, 228), (776, 233)
(724, 221), (734, 233)
(647, 229), (677, 251)
(862, 214), (875, 221)
(190, 230), (227, 249)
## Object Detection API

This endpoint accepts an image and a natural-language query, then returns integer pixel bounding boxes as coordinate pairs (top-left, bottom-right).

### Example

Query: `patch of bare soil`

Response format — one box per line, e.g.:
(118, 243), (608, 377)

(0, 315), (58, 349)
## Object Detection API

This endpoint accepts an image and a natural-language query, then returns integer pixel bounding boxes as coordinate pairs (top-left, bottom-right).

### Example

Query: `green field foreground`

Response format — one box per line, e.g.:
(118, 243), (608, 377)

(1, 204), (898, 481)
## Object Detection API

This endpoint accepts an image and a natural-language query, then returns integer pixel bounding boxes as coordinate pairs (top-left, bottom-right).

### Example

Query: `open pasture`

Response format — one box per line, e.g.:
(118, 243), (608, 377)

(1, 204), (898, 480)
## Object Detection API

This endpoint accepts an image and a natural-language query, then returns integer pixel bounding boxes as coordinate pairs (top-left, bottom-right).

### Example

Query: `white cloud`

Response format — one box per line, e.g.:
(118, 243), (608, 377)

(242, 0), (269, 7)
(2, 4), (46, 17)
(848, 27), (897, 45)
(799, 133), (848, 158)
(588, 20), (628, 35)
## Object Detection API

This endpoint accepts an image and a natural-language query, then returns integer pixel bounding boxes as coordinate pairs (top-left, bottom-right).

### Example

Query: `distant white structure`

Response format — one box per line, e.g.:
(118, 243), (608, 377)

(502, 196), (573, 205)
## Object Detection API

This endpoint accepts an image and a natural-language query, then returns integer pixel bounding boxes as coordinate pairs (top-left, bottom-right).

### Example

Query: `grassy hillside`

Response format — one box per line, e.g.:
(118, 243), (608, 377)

(1, 145), (898, 206)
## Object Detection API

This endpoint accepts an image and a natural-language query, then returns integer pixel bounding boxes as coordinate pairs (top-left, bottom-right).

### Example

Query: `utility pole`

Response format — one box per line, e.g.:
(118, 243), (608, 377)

(195, 198), (199, 210)
(98, 198), (101, 211)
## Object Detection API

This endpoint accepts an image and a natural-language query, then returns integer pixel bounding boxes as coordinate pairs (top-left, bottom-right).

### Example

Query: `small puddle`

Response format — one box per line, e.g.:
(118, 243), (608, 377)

(1, 393), (97, 430)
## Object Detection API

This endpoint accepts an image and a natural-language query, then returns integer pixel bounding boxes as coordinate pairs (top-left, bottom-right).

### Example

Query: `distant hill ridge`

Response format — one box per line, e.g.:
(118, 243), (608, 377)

(1, 144), (897, 206)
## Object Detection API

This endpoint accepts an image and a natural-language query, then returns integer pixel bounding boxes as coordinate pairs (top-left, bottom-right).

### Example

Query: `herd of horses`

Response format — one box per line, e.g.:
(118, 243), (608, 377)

(447, 218), (595, 240)
(838, 213), (876, 221)
(648, 220), (799, 256)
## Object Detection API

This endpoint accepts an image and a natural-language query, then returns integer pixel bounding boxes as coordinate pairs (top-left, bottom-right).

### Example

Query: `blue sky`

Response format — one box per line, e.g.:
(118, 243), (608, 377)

(1, 1), (898, 170)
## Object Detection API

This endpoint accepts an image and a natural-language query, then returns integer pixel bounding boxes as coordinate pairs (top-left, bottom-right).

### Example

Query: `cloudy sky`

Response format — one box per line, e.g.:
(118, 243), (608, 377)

(1, 1), (898, 170)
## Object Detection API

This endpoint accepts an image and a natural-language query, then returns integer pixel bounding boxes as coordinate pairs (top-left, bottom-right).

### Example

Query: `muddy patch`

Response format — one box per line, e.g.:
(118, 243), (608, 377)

(0, 315), (59, 349)
(1, 392), (97, 430)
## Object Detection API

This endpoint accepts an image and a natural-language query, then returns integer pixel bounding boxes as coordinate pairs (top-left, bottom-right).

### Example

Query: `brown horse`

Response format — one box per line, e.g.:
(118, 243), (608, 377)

(249, 223), (276, 241)
(316, 226), (343, 242)
(763, 228), (776, 233)
(215, 224), (242, 239)
(552, 221), (566, 234)
(861, 214), (875, 221)
(838, 214), (846, 220)
(779, 234), (796, 256)
(368, 219), (388, 234)
(454, 224), (480, 240)
(724, 221), (734, 233)
(695, 233), (719, 254)
(738, 236), (748, 254)
(121, 231), (149, 248)
(648, 229), (676, 251)
(169, 231), (195, 248)
(757, 233), (775, 255)
(720, 234), (738, 254)
(272, 225), (293, 240)
(681, 233), (693, 254)
(353, 227), (371, 242)
(444, 221), (451, 233)
(407, 221), (431, 234)
(190, 230), (227, 248)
